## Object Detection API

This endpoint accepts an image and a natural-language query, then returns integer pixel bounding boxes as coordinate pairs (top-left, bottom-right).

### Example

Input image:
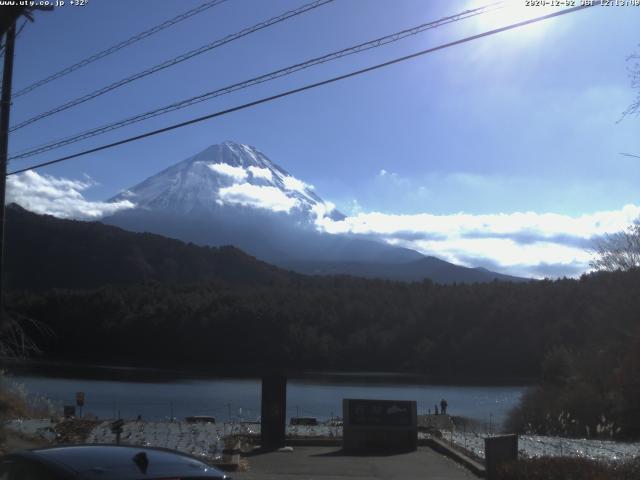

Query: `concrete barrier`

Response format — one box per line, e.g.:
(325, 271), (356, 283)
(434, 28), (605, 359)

(343, 399), (417, 453)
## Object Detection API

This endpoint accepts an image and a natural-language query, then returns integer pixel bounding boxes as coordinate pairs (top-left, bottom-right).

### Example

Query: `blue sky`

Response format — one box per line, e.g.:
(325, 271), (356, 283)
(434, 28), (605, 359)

(5, 0), (640, 277)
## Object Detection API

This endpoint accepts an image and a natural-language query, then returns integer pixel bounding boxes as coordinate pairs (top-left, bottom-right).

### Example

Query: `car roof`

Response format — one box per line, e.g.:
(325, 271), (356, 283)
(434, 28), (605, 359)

(9, 444), (227, 480)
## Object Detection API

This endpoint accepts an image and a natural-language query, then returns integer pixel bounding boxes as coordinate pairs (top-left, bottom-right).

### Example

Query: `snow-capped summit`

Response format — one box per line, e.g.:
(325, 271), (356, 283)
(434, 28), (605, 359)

(110, 141), (343, 222)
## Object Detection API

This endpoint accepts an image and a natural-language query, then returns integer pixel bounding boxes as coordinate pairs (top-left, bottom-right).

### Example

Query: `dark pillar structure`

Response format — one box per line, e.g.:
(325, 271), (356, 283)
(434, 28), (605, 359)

(261, 375), (287, 449)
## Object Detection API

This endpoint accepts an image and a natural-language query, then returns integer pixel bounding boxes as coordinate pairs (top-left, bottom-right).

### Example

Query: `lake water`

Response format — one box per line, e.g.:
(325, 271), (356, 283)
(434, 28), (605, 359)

(4, 367), (526, 428)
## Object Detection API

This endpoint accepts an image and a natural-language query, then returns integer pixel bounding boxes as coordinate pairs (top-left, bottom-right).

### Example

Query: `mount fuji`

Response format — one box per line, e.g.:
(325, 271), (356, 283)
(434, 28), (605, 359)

(104, 141), (524, 283)
(109, 141), (343, 222)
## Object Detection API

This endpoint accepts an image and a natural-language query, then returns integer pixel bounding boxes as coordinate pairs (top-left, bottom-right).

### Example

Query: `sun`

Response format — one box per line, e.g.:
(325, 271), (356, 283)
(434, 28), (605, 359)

(466, 0), (561, 38)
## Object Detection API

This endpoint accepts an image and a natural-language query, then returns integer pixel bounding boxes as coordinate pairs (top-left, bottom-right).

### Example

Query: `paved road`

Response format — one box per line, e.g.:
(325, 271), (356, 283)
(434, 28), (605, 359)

(235, 446), (476, 480)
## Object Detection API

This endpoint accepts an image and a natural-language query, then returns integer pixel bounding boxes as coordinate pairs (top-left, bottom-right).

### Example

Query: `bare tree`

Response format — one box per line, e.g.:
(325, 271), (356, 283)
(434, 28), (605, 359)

(590, 222), (640, 272)
(0, 307), (54, 358)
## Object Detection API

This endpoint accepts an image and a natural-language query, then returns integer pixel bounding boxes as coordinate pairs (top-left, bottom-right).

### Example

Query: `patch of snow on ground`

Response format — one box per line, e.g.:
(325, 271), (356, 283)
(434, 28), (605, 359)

(85, 421), (225, 459)
(448, 431), (640, 462)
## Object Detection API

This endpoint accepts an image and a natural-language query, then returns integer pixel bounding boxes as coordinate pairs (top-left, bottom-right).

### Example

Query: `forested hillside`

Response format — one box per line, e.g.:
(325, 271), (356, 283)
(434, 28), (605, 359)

(7, 269), (639, 381)
(4, 204), (294, 289)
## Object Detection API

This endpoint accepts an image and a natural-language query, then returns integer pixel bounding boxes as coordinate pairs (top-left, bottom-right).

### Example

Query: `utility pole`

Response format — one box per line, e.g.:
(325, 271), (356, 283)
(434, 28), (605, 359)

(0, 7), (27, 37)
(0, 6), (52, 326)
(0, 21), (16, 324)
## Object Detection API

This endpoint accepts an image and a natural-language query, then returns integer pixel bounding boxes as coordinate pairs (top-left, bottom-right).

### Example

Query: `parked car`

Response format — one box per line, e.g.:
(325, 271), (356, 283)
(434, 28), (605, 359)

(289, 417), (318, 426)
(185, 416), (216, 424)
(0, 444), (230, 480)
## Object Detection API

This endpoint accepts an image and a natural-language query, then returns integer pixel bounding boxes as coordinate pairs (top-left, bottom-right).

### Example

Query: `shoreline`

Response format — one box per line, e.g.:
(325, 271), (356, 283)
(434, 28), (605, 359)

(0, 358), (534, 386)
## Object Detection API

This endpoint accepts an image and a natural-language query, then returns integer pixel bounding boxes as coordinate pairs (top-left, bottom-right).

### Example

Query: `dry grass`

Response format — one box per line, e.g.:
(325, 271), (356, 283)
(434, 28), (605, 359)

(0, 385), (34, 454)
(0, 387), (31, 419)
(1, 369), (59, 454)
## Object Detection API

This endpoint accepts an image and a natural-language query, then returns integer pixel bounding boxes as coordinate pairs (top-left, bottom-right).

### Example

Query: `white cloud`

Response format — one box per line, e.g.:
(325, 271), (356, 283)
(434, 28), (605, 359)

(207, 163), (247, 182)
(218, 183), (299, 213)
(248, 166), (273, 181)
(315, 205), (640, 278)
(7, 170), (135, 220)
(282, 175), (312, 193)
(310, 201), (336, 222)
(118, 189), (136, 198)
(377, 169), (403, 180)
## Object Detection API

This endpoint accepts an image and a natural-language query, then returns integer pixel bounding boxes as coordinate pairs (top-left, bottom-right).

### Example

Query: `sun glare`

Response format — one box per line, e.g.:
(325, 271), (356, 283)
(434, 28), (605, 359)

(468, 0), (562, 38)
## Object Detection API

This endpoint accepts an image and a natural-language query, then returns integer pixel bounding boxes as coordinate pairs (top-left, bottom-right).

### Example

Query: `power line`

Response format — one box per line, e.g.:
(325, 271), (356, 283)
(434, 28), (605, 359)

(11, 0), (230, 98)
(9, 2), (502, 161)
(14, 20), (28, 40)
(9, 0), (336, 132)
(7, 2), (596, 176)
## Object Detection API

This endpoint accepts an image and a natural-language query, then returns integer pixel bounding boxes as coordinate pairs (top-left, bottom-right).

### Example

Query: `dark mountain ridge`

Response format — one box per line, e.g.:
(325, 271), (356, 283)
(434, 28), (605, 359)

(4, 204), (293, 290)
(284, 257), (524, 284)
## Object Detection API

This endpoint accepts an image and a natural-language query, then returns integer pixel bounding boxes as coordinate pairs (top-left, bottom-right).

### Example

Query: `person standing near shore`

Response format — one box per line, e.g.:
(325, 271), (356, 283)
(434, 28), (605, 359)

(440, 399), (448, 415)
